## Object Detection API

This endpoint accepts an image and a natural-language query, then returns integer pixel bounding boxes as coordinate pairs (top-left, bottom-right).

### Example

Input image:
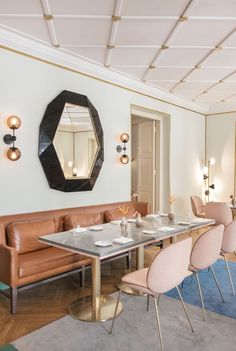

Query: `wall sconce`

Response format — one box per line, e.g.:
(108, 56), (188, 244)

(3, 115), (22, 161)
(203, 158), (215, 200)
(116, 133), (129, 164)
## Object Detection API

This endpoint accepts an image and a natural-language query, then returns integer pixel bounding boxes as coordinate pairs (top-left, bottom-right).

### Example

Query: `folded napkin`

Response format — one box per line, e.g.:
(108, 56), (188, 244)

(112, 237), (134, 245)
(190, 218), (209, 224)
(158, 226), (175, 232)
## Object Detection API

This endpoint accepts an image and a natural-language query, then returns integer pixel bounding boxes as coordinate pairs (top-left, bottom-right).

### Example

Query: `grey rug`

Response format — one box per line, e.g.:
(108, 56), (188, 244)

(13, 294), (236, 351)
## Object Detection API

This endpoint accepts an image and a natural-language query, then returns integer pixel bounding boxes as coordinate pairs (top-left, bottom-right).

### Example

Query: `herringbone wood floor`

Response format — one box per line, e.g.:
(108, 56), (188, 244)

(0, 231), (235, 346)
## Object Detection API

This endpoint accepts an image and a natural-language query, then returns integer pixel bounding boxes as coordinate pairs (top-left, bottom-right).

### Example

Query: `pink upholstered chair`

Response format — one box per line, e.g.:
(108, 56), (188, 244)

(110, 238), (194, 351)
(205, 202), (235, 295)
(190, 196), (205, 218)
(189, 224), (224, 321)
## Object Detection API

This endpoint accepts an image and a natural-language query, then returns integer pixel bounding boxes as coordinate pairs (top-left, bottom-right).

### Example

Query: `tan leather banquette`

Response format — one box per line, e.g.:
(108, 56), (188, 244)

(0, 201), (148, 314)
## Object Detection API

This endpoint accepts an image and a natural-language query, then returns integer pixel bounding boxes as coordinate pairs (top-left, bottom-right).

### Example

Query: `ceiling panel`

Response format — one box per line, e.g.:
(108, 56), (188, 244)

(0, 0), (42, 13)
(190, 0), (236, 17)
(224, 73), (236, 82)
(172, 20), (236, 46)
(195, 91), (231, 101)
(186, 67), (233, 81)
(203, 49), (236, 67)
(227, 94), (236, 101)
(111, 47), (157, 66)
(54, 18), (110, 45)
(49, 0), (115, 15)
(209, 82), (236, 93)
(223, 31), (236, 47)
(146, 67), (190, 81)
(174, 81), (214, 92)
(157, 48), (211, 67)
(175, 91), (199, 99)
(121, 0), (188, 16)
(113, 67), (146, 79)
(116, 20), (176, 45)
(62, 47), (106, 64)
(0, 18), (49, 42)
(150, 81), (177, 90)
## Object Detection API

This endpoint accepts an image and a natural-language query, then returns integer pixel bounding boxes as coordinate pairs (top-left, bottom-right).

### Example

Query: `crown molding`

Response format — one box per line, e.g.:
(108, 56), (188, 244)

(0, 26), (208, 114)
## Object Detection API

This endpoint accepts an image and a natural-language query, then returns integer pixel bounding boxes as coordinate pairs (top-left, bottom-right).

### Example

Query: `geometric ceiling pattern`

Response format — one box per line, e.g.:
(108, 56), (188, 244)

(1, 0), (236, 109)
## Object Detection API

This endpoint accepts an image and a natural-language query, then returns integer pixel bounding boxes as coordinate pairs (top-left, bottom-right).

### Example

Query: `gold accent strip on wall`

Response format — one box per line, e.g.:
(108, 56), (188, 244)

(0, 44), (206, 116)
(206, 110), (236, 116)
(234, 122), (236, 198)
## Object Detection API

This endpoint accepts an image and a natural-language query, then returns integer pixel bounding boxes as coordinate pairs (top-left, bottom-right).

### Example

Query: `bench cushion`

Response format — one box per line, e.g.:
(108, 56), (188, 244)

(64, 213), (103, 231)
(7, 218), (56, 254)
(18, 247), (91, 278)
(104, 206), (136, 222)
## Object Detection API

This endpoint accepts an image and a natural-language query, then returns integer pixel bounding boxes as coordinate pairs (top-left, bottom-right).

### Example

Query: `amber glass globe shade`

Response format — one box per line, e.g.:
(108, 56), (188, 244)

(120, 133), (129, 143)
(7, 115), (21, 129)
(120, 154), (129, 164)
(7, 147), (21, 161)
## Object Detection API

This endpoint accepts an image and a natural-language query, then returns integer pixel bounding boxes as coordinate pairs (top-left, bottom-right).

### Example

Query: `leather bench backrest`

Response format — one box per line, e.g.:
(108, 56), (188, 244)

(104, 205), (136, 222)
(64, 213), (103, 231)
(7, 218), (56, 254)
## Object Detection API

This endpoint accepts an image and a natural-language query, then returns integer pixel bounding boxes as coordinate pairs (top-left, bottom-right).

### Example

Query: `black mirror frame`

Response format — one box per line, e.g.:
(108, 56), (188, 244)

(39, 90), (104, 192)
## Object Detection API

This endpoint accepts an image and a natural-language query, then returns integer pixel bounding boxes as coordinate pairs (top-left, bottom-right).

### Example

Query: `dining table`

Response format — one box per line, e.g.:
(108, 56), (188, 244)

(39, 216), (215, 323)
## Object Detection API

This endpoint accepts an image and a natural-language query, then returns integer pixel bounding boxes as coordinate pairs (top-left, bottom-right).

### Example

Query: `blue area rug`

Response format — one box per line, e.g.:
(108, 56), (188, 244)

(166, 259), (236, 319)
(0, 282), (8, 290)
(0, 345), (18, 351)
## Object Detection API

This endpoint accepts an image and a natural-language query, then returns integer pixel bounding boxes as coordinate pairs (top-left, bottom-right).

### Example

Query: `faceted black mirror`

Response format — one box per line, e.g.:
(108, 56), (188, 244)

(39, 90), (104, 192)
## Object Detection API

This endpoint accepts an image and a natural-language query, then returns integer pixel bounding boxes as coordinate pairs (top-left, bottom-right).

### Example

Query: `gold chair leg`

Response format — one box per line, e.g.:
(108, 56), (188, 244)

(109, 289), (122, 334)
(223, 255), (235, 296)
(195, 272), (207, 322)
(176, 286), (194, 333)
(153, 295), (163, 351)
(209, 266), (225, 302)
(147, 294), (150, 311)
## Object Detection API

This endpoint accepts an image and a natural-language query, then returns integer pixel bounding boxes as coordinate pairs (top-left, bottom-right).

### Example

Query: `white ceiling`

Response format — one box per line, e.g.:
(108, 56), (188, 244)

(1, 0), (236, 110)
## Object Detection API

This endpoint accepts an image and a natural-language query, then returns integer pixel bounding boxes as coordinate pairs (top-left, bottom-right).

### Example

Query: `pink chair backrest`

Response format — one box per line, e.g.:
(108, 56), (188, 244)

(190, 196), (205, 217)
(147, 238), (192, 294)
(205, 202), (232, 226)
(190, 224), (224, 270)
(222, 221), (236, 253)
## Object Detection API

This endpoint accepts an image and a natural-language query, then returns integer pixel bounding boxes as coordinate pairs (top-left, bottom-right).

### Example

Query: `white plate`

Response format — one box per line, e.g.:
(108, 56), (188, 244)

(143, 230), (158, 235)
(94, 241), (112, 247)
(146, 214), (159, 219)
(112, 237), (134, 244)
(110, 220), (121, 225)
(158, 226), (175, 232)
(178, 221), (190, 226)
(90, 226), (103, 231)
(190, 218), (209, 224)
(127, 218), (136, 223)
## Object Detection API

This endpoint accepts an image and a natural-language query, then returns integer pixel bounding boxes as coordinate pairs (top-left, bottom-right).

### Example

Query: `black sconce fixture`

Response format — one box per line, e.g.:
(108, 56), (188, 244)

(116, 133), (129, 164)
(203, 158), (215, 199)
(3, 115), (22, 161)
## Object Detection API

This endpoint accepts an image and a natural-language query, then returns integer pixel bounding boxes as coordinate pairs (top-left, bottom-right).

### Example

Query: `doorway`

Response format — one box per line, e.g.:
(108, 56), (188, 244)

(131, 115), (160, 212)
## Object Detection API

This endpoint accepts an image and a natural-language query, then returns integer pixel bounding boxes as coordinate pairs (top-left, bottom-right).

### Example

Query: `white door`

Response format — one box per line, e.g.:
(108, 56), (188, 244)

(137, 121), (155, 211)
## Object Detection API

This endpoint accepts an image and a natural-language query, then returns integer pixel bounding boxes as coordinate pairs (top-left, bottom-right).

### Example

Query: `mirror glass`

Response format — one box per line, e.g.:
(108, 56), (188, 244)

(53, 103), (99, 179)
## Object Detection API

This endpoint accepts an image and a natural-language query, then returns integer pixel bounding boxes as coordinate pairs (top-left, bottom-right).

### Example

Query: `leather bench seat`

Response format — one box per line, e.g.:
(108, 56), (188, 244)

(18, 247), (91, 278)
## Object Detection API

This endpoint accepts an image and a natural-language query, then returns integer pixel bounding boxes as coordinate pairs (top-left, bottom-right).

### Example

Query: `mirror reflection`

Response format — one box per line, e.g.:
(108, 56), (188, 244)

(53, 103), (99, 179)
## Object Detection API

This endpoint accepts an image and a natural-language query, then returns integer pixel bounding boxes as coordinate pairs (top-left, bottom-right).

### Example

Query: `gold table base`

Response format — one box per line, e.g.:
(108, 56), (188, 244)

(117, 283), (146, 296)
(68, 295), (123, 322)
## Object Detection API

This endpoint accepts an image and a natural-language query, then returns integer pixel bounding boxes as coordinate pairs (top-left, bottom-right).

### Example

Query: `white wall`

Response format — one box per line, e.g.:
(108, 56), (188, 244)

(206, 113), (236, 202)
(0, 48), (205, 216)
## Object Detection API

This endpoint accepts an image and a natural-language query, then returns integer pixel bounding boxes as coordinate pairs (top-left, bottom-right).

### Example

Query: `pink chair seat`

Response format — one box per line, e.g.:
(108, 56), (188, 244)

(121, 268), (151, 294)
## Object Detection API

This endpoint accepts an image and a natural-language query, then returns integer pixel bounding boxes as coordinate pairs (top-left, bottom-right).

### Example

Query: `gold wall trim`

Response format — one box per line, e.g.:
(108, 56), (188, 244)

(206, 110), (236, 116)
(234, 122), (236, 198)
(0, 44), (206, 116)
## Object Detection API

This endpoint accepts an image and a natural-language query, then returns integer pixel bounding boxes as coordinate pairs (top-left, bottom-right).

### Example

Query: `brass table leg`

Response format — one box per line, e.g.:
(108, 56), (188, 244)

(69, 257), (123, 322)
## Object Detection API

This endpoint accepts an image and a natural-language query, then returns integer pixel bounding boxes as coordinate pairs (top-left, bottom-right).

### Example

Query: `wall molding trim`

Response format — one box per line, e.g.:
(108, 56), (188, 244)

(0, 26), (208, 115)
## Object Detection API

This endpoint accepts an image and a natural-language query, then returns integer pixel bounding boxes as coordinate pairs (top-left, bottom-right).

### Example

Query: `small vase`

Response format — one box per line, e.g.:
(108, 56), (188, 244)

(120, 217), (128, 236)
(135, 213), (146, 227)
(168, 212), (174, 221)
